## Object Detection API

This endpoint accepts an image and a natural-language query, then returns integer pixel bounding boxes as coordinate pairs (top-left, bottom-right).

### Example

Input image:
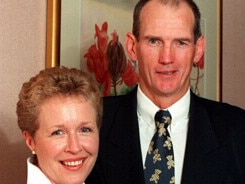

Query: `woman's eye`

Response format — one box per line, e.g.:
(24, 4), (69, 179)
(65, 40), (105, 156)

(81, 127), (92, 133)
(51, 129), (64, 136)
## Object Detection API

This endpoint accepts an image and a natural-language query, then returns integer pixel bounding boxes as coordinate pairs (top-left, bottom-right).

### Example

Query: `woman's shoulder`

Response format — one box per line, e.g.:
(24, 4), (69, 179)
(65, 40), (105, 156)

(27, 157), (52, 184)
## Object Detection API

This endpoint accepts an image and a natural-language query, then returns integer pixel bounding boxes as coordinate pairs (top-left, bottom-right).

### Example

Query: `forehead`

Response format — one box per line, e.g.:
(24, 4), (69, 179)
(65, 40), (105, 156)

(36, 96), (97, 129)
(39, 95), (86, 107)
(38, 95), (93, 119)
(39, 94), (91, 111)
(140, 1), (195, 35)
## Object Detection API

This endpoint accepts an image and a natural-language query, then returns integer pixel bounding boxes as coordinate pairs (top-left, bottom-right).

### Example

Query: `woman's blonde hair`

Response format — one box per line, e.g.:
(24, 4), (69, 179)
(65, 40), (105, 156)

(17, 67), (103, 136)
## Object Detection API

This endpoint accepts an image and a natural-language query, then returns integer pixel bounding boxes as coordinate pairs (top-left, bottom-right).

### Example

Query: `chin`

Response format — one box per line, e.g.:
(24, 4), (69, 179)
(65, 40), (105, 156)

(62, 175), (86, 184)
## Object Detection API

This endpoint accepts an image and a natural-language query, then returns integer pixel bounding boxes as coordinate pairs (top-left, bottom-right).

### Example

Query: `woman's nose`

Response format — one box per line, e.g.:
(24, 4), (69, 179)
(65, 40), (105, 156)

(65, 134), (82, 154)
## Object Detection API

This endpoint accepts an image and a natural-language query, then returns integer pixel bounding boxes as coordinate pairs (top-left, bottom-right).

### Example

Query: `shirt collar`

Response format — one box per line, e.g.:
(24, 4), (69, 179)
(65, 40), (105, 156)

(168, 89), (190, 128)
(137, 86), (159, 127)
(27, 157), (52, 184)
(137, 86), (190, 127)
(27, 157), (86, 184)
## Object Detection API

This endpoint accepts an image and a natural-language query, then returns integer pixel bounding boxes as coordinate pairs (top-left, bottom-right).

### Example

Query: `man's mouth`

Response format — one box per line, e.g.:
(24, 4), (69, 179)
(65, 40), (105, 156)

(157, 71), (175, 75)
(162, 71), (175, 74)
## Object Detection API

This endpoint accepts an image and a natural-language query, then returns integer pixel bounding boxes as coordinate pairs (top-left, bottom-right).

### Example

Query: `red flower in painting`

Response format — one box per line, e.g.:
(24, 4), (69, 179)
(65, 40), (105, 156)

(84, 22), (111, 96)
(85, 44), (107, 83)
(84, 21), (138, 96)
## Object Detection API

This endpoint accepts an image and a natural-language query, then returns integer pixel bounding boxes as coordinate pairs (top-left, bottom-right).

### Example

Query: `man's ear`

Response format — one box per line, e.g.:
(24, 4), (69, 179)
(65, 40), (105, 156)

(23, 131), (35, 152)
(194, 35), (206, 64)
(125, 33), (138, 61)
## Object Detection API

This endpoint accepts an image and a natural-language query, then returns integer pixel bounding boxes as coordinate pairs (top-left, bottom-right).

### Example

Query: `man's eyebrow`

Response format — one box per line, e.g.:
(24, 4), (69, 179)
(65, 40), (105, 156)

(143, 35), (160, 39)
(174, 37), (193, 42)
(141, 35), (194, 44)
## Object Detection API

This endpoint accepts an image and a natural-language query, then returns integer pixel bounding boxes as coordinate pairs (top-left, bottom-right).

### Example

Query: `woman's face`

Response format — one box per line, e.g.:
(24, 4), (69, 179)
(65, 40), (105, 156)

(24, 96), (99, 184)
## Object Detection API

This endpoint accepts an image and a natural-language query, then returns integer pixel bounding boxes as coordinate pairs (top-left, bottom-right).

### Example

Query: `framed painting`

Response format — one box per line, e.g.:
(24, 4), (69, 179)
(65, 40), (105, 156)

(191, 0), (222, 101)
(46, 0), (222, 100)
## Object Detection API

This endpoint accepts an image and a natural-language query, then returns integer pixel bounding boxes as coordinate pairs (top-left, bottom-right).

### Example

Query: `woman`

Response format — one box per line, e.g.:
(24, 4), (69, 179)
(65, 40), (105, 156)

(16, 67), (102, 184)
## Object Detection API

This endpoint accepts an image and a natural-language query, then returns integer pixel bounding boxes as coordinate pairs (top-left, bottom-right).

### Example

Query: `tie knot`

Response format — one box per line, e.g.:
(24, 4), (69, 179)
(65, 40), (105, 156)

(154, 110), (172, 128)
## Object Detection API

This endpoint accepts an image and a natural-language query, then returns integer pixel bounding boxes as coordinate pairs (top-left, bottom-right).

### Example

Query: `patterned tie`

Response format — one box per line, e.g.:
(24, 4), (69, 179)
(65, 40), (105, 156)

(144, 110), (175, 184)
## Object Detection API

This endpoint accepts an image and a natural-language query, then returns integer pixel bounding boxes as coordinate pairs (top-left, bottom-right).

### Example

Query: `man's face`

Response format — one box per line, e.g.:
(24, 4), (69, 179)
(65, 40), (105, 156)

(128, 1), (204, 107)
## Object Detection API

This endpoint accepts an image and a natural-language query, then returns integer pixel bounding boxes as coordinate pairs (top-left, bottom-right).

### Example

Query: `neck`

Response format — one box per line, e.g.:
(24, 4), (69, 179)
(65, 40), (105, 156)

(139, 86), (189, 109)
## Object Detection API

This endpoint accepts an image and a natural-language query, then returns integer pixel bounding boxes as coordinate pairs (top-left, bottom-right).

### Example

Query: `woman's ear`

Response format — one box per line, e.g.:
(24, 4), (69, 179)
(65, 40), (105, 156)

(125, 32), (138, 61)
(23, 131), (35, 152)
(194, 35), (206, 64)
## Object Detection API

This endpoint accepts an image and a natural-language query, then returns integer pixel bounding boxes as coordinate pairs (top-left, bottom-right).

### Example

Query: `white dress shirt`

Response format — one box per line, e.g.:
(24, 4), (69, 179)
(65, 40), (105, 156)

(27, 157), (52, 184)
(27, 157), (85, 184)
(137, 86), (190, 184)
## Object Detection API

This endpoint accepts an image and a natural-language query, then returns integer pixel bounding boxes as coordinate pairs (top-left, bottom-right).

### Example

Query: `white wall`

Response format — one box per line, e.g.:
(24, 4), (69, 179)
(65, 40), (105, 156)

(222, 0), (245, 108)
(0, 1), (46, 183)
(0, 0), (244, 183)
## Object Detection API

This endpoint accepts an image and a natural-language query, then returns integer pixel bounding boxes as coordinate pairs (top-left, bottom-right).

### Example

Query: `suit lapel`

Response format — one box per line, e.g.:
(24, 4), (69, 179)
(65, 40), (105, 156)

(105, 87), (145, 184)
(106, 87), (139, 148)
(181, 93), (229, 183)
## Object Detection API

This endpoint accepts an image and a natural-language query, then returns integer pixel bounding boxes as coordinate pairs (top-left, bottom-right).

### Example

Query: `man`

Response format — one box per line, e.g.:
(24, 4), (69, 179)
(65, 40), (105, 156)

(86, 0), (245, 183)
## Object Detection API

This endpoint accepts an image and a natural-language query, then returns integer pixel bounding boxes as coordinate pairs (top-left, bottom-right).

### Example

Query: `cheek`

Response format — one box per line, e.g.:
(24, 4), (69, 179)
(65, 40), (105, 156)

(137, 53), (154, 73)
(178, 51), (194, 69)
(81, 135), (99, 155)
(36, 140), (64, 158)
(137, 44), (153, 61)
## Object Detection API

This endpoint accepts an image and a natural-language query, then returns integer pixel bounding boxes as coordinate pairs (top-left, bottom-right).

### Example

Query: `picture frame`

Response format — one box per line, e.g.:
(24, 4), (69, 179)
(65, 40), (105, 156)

(193, 0), (222, 101)
(46, 0), (61, 68)
(46, 0), (222, 101)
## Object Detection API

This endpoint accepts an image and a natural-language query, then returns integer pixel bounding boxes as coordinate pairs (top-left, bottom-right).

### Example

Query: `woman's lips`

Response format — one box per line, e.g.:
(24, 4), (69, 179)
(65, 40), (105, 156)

(62, 159), (84, 167)
(60, 157), (87, 170)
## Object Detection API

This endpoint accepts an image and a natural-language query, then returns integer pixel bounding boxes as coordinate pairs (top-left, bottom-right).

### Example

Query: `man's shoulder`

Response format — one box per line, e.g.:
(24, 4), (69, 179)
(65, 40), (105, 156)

(103, 87), (137, 107)
(100, 87), (138, 136)
(193, 94), (245, 131)
(194, 94), (245, 115)
(192, 94), (245, 146)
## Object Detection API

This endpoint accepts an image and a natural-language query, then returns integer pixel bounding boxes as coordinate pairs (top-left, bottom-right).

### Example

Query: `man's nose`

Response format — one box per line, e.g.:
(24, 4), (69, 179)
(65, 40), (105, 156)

(159, 44), (174, 64)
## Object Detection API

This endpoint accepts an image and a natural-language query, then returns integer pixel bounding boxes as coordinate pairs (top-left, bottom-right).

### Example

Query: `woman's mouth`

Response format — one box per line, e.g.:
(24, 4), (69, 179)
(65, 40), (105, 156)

(62, 159), (84, 167)
(60, 157), (87, 170)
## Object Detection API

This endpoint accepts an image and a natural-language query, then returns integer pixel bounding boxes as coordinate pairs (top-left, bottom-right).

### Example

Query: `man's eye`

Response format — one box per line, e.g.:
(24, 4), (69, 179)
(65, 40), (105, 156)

(178, 40), (187, 46)
(51, 129), (64, 136)
(175, 40), (192, 47)
(149, 38), (160, 45)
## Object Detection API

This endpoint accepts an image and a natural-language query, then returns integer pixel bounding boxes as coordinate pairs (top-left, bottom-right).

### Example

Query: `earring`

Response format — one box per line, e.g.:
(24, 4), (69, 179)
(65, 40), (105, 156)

(193, 62), (198, 67)
(32, 150), (36, 155)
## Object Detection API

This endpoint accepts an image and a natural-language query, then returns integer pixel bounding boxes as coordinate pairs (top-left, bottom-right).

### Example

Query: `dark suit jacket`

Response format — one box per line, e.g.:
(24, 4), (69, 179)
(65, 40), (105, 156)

(86, 87), (245, 184)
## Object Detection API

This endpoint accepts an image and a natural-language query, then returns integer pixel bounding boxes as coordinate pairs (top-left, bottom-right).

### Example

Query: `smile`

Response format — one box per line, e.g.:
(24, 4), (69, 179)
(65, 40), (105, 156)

(157, 71), (175, 75)
(61, 159), (84, 167)
(162, 71), (174, 74)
